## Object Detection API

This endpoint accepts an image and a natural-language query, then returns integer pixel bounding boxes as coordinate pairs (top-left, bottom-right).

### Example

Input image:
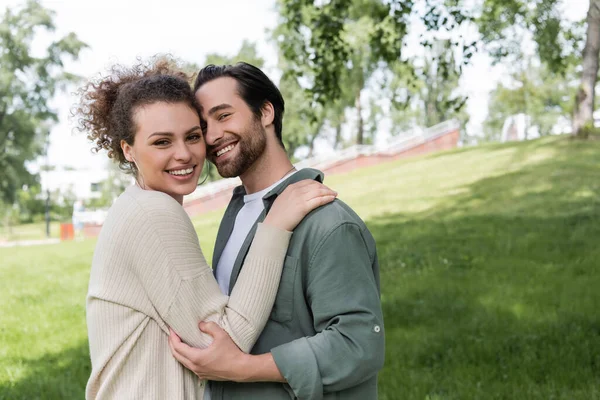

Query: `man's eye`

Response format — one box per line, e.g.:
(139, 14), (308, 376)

(218, 113), (230, 121)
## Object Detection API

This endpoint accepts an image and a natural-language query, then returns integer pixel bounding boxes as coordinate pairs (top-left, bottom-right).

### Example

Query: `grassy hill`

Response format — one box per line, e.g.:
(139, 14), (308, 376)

(1, 136), (599, 399)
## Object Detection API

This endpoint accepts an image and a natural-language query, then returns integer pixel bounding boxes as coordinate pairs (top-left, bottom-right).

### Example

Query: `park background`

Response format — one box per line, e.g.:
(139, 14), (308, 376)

(1, 0), (600, 399)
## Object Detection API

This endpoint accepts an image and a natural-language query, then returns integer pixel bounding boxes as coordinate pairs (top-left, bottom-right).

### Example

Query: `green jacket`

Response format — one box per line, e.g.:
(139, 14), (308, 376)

(209, 169), (385, 400)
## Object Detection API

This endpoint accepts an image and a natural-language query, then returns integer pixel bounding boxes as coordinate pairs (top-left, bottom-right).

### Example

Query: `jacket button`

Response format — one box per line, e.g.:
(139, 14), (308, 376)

(373, 325), (381, 333)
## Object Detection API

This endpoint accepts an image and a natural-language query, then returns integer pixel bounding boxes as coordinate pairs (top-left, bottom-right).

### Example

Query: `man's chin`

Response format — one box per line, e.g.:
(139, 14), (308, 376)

(215, 163), (244, 178)
(216, 168), (238, 178)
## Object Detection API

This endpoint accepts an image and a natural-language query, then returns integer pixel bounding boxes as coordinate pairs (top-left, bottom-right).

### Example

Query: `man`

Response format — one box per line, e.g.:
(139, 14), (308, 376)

(169, 62), (385, 399)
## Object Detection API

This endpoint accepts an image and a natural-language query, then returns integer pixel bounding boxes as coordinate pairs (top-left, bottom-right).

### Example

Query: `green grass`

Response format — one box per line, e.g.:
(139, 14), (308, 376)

(0, 221), (61, 242)
(1, 136), (599, 399)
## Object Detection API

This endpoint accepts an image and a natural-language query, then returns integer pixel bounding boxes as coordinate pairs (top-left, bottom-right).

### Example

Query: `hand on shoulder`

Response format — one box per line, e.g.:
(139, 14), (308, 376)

(264, 179), (337, 232)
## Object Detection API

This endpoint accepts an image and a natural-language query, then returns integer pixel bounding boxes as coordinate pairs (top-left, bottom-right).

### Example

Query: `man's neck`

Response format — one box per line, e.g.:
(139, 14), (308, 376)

(240, 142), (293, 195)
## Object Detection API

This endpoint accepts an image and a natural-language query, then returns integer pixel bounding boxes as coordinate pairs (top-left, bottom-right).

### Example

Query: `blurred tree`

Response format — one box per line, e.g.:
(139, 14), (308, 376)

(477, 0), (592, 137)
(86, 161), (132, 209)
(483, 59), (574, 141)
(15, 184), (45, 223)
(278, 73), (327, 157)
(386, 39), (468, 134)
(275, 0), (475, 144)
(204, 40), (265, 68)
(0, 0), (87, 204)
(49, 186), (76, 222)
(572, 1), (600, 136)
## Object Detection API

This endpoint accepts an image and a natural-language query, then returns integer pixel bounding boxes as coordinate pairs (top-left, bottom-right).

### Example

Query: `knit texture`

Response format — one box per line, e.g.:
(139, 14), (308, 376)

(86, 185), (291, 400)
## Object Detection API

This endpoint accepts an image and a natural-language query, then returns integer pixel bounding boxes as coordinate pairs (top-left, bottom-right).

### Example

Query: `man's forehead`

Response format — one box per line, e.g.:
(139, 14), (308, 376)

(196, 78), (243, 115)
(196, 77), (238, 99)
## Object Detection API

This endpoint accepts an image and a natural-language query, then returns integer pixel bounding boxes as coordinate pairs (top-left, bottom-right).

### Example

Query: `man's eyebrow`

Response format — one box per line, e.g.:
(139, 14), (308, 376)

(207, 103), (233, 116)
(148, 126), (202, 138)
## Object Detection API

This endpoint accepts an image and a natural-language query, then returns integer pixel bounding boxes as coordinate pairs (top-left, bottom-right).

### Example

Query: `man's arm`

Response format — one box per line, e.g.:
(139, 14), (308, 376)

(168, 222), (384, 397)
(270, 221), (385, 399)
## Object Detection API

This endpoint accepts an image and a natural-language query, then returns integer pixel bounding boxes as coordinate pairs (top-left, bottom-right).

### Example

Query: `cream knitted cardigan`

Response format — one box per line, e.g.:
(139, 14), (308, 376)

(85, 185), (291, 400)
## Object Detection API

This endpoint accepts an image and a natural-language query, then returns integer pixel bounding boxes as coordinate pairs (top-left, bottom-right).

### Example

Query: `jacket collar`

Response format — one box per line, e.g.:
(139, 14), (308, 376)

(231, 168), (325, 206)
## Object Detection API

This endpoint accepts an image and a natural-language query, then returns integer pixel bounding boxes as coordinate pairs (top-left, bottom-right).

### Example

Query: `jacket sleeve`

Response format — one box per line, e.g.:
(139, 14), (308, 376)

(129, 193), (291, 352)
(270, 222), (385, 399)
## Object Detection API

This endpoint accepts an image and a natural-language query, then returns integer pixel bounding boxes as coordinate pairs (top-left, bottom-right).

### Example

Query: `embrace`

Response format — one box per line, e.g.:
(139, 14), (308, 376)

(77, 58), (385, 400)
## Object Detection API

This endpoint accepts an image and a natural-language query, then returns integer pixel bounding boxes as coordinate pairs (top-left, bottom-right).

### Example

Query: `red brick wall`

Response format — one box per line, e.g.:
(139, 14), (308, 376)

(322, 129), (460, 176)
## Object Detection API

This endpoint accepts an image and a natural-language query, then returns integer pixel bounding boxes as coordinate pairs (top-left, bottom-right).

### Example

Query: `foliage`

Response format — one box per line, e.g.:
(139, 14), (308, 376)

(274, 0), (476, 146)
(386, 40), (468, 134)
(477, 0), (584, 74)
(85, 162), (131, 209)
(275, 0), (477, 105)
(0, 0), (87, 204)
(484, 59), (574, 141)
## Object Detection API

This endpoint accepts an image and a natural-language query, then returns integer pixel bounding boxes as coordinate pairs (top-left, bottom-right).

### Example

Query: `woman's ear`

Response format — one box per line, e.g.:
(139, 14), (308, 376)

(121, 140), (133, 162)
(260, 101), (275, 128)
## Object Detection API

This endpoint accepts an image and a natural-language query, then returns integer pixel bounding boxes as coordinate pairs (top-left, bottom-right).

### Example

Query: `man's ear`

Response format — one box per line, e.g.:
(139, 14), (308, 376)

(121, 140), (133, 162)
(260, 101), (275, 128)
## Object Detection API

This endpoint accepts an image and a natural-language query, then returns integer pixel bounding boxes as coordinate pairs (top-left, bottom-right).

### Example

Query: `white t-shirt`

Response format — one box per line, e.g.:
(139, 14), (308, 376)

(216, 171), (297, 295)
(205, 172), (296, 400)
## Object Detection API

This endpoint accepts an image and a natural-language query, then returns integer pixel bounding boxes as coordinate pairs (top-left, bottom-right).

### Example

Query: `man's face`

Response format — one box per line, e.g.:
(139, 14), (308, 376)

(196, 77), (267, 178)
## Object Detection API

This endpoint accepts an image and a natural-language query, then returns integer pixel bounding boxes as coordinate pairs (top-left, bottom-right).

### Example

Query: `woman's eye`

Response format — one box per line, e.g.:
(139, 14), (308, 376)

(154, 139), (170, 146)
(188, 134), (202, 142)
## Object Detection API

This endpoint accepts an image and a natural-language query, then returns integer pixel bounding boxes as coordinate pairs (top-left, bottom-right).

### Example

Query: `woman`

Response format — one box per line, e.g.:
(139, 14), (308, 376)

(76, 58), (336, 400)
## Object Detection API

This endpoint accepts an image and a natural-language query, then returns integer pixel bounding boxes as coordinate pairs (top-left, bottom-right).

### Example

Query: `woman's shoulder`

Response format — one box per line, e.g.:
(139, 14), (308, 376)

(125, 184), (175, 202)
(115, 185), (179, 210)
(109, 185), (191, 225)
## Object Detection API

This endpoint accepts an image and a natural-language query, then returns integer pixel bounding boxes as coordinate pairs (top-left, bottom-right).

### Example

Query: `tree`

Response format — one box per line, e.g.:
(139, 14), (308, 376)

(277, 73), (326, 157)
(275, 0), (476, 145)
(573, 1), (600, 136)
(477, 0), (590, 136)
(484, 60), (574, 141)
(204, 40), (265, 68)
(0, 0), (86, 204)
(386, 39), (468, 134)
(275, 0), (404, 145)
(86, 161), (132, 209)
(275, 0), (476, 105)
(274, 35), (355, 156)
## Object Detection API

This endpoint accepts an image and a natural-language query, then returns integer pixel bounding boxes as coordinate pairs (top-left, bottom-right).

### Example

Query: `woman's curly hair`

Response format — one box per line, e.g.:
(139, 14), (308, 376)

(74, 56), (199, 174)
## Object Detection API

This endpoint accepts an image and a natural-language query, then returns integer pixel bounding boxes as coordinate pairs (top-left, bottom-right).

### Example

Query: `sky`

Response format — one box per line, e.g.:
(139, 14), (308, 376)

(4, 0), (590, 175)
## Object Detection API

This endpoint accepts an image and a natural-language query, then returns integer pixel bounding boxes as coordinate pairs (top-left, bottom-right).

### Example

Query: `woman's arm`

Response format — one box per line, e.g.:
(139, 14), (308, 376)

(129, 180), (336, 352)
(128, 192), (288, 352)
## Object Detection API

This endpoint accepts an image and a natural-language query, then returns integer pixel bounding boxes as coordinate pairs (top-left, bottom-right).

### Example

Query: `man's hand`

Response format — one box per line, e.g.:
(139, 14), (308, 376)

(168, 321), (249, 382)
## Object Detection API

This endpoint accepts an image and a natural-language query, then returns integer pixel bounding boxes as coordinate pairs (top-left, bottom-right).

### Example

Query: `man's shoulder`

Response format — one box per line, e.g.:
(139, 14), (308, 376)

(295, 199), (372, 243)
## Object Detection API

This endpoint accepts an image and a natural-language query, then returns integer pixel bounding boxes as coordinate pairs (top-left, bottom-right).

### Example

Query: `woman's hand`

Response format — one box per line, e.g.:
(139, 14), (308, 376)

(264, 179), (337, 232)
(169, 323), (286, 383)
(169, 322), (248, 382)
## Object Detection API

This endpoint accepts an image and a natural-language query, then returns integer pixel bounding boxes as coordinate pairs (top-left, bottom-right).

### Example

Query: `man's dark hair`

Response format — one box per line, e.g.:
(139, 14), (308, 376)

(194, 62), (285, 148)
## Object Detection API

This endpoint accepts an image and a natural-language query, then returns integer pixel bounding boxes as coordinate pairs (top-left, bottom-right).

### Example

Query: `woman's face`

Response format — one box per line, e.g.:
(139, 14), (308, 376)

(121, 101), (206, 204)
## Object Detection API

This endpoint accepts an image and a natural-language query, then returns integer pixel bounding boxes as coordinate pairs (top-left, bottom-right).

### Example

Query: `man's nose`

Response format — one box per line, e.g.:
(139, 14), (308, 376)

(204, 121), (224, 147)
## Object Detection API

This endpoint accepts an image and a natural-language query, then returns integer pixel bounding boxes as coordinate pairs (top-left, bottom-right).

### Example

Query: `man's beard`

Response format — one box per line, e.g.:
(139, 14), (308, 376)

(210, 117), (267, 178)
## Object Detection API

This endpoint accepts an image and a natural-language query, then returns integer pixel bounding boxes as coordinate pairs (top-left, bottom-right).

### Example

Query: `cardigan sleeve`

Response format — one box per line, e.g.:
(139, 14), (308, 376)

(126, 191), (291, 352)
